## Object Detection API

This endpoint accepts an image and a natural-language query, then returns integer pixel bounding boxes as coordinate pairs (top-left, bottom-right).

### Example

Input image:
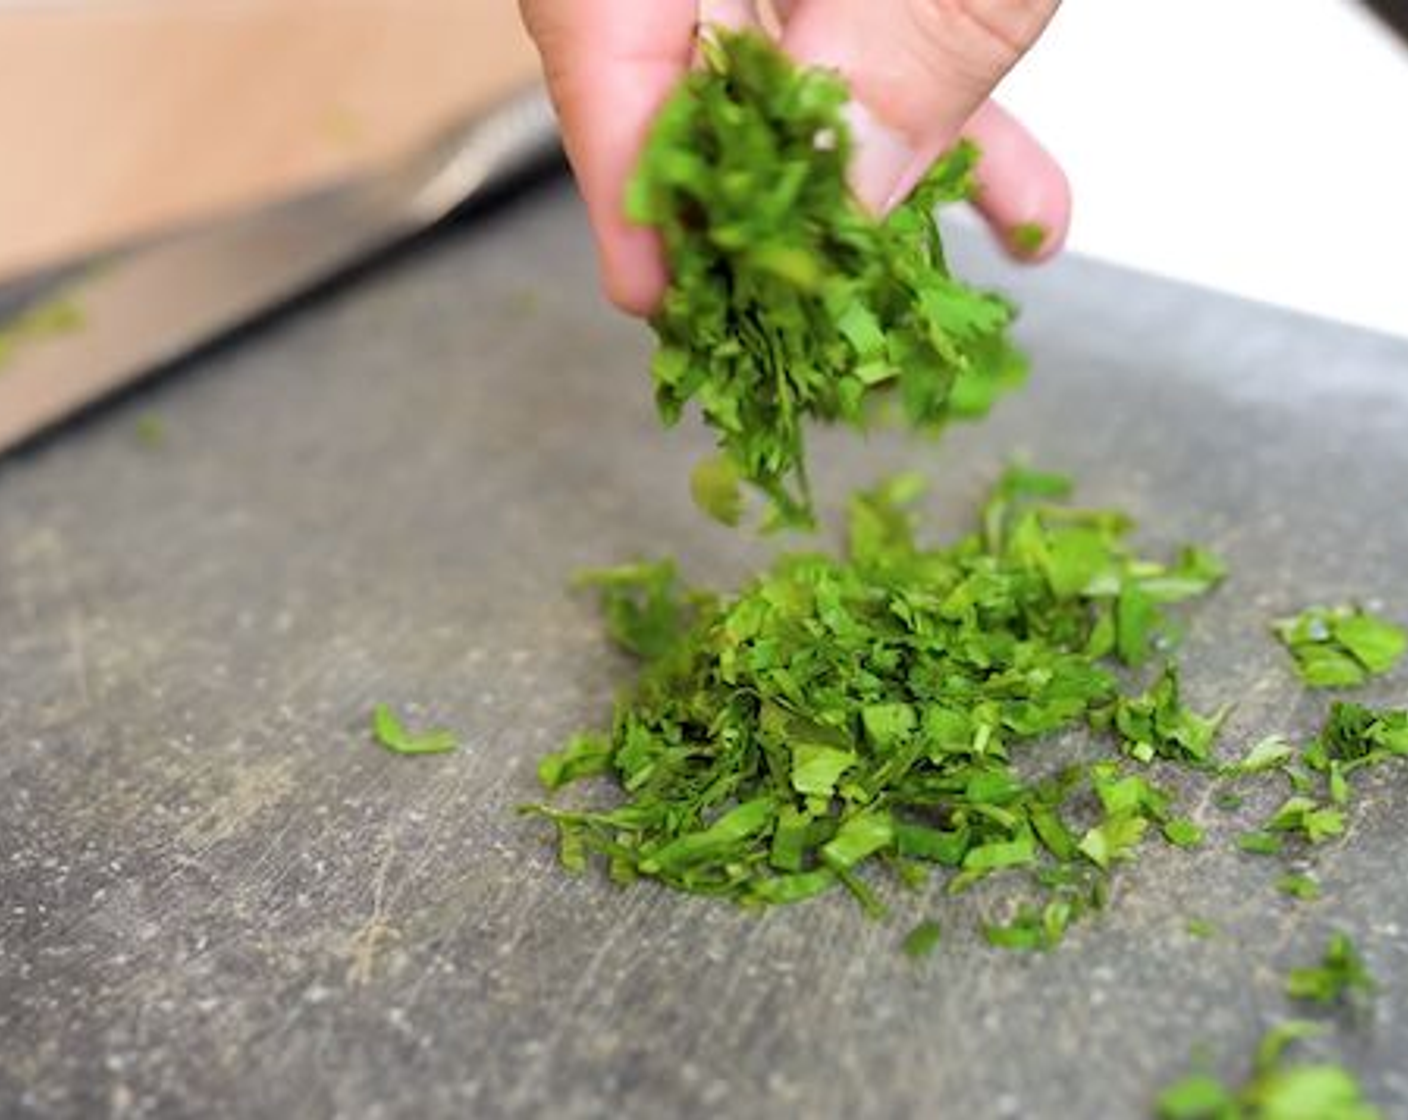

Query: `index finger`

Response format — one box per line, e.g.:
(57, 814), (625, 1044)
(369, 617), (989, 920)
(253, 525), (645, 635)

(520, 0), (699, 315)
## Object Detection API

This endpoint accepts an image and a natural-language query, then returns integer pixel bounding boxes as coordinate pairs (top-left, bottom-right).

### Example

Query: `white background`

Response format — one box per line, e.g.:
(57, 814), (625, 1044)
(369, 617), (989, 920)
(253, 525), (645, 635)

(995, 0), (1408, 339)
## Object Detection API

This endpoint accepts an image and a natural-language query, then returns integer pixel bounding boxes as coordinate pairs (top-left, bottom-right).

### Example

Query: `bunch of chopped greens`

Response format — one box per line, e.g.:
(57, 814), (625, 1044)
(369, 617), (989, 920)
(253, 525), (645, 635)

(527, 468), (1227, 938)
(627, 29), (1025, 527)
(1273, 605), (1405, 689)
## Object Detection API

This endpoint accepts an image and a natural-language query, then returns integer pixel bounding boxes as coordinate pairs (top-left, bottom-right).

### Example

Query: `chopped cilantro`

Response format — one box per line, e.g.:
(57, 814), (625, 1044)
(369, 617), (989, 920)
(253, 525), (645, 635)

(627, 29), (1025, 526)
(1274, 605), (1406, 689)
(1285, 933), (1374, 1005)
(1156, 1021), (1382, 1120)
(1011, 221), (1048, 256)
(529, 470), (1225, 943)
(902, 919), (942, 959)
(1185, 917), (1216, 939)
(1276, 873), (1321, 902)
(370, 703), (458, 756)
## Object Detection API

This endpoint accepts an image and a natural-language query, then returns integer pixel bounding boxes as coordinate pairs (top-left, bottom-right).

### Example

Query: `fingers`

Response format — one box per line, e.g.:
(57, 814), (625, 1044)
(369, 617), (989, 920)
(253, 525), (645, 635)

(962, 100), (1071, 261)
(520, 1), (698, 315)
(781, 0), (1061, 213)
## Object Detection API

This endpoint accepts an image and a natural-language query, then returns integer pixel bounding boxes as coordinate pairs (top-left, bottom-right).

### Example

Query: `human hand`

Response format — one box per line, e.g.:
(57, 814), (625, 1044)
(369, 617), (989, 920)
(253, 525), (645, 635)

(519, 1), (1069, 316)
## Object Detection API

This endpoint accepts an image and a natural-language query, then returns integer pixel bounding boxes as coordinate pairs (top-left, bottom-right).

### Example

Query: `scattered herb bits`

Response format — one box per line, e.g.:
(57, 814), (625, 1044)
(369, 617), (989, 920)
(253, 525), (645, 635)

(1285, 934), (1375, 1005)
(1156, 1022), (1381, 1120)
(627, 30), (1025, 527)
(371, 703), (458, 756)
(902, 919), (942, 959)
(1273, 605), (1406, 689)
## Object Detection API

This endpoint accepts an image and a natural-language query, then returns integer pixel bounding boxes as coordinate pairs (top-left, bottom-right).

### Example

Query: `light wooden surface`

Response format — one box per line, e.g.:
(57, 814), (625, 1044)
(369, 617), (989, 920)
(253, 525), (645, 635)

(0, 0), (540, 280)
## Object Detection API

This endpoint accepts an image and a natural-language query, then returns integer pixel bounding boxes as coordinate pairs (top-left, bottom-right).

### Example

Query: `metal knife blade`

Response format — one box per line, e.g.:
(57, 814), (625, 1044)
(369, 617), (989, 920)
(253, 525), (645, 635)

(0, 86), (561, 455)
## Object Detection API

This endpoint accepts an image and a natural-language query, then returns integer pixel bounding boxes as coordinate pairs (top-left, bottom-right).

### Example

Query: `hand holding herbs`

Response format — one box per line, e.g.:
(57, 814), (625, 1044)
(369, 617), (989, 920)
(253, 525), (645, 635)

(518, 4), (1067, 314)
(631, 31), (1027, 527)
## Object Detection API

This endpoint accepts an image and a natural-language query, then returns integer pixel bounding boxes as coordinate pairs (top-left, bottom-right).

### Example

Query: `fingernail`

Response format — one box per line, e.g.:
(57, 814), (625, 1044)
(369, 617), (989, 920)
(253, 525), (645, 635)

(843, 99), (917, 214)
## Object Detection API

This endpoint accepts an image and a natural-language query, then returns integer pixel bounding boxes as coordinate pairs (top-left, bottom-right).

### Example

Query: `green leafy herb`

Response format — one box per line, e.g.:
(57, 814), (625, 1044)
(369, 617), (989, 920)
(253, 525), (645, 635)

(1275, 873), (1321, 902)
(1011, 221), (1048, 256)
(902, 919), (942, 959)
(528, 469), (1224, 942)
(1156, 1021), (1382, 1120)
(1185, 917), (1217, 939)
(1273, 605), (1406, 689)
(1092, 664), (1227, 765)
(1285, 933), (1375, 1005)
(370, 703), (458, 756)
(628, 29), (1025, 526)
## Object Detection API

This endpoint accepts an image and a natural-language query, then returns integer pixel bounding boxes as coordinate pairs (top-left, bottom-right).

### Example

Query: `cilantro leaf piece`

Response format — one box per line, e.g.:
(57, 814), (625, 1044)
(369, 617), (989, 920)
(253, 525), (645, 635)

(1093, 665), (1227, 766)
(1276, 874), (1321, 902)
(901, 919), (942, 959)
(574, 560), (698, 660)
(370, 703), (458, 756)
(1185, 917), (1217, 939)
(1274, 605), (1406, 688)
(629, 29), (1025, 526)
(1285, 933), (1375, 1004)
(690, 454), (745, 526)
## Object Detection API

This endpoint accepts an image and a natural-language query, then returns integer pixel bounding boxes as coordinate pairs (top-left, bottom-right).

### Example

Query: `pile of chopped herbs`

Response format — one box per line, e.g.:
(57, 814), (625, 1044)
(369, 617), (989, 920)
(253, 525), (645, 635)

(627, 30), (1024, 528)
(528, 468), (1230, 934)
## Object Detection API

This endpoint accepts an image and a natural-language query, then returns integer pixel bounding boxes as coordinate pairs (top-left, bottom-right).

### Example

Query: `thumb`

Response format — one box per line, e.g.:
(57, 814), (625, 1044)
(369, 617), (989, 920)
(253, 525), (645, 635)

(782, 0), (1060, 212)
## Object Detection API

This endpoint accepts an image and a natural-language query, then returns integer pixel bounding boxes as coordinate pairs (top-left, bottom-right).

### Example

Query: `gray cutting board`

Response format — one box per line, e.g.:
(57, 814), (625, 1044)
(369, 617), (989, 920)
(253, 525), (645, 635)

(3, 181), (1407, 1120)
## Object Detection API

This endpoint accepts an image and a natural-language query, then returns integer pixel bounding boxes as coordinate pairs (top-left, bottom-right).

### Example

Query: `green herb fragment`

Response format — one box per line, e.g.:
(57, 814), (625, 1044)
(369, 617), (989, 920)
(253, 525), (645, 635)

(689, 454), (745, 526)
(1273, 605), (1406, 689)
(0, 295), (84, 372)
(1285, 933), (1374, 1005)
(1163, 818), (1206, 849)
(1302, 702), (1408, 779)
(1237, 831), (1284, 856)
(1185, 917), (1217, 938)
(134, 414), (167, 448)
(1226, 735), (1296, 777)
(902, 919), (942, 959)
(1264, 797), (1345, 845)
(1092, 664), (1227, 765)
(1156, 1021), (1382, 1120)
(531, 470), (1223, 943)
(370, 703), (458, 756)
(1276, 874), (1321, 902)
(628, 29), (1026, 526)
(1011, 221), (1048, 256)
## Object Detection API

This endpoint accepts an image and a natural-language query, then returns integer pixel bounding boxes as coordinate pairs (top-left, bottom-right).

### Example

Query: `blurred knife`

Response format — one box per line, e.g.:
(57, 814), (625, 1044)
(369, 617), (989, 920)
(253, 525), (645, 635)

(0, 86), (561, 455)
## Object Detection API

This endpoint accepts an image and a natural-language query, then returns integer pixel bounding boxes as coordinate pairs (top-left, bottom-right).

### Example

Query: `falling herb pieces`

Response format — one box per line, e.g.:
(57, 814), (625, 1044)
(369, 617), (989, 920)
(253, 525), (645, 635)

(1285, 933), (1375, 1005)
(627, 29), (1025, 527)
(370, 703), (458, 756)
(1276, 874), (1321, 902)
(1273, 605), (1406, 689)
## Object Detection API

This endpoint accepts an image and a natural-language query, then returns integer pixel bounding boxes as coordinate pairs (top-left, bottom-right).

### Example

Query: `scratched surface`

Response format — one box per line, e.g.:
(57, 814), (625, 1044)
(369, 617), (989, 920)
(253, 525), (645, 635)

(2, 181), (1408, 1120)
